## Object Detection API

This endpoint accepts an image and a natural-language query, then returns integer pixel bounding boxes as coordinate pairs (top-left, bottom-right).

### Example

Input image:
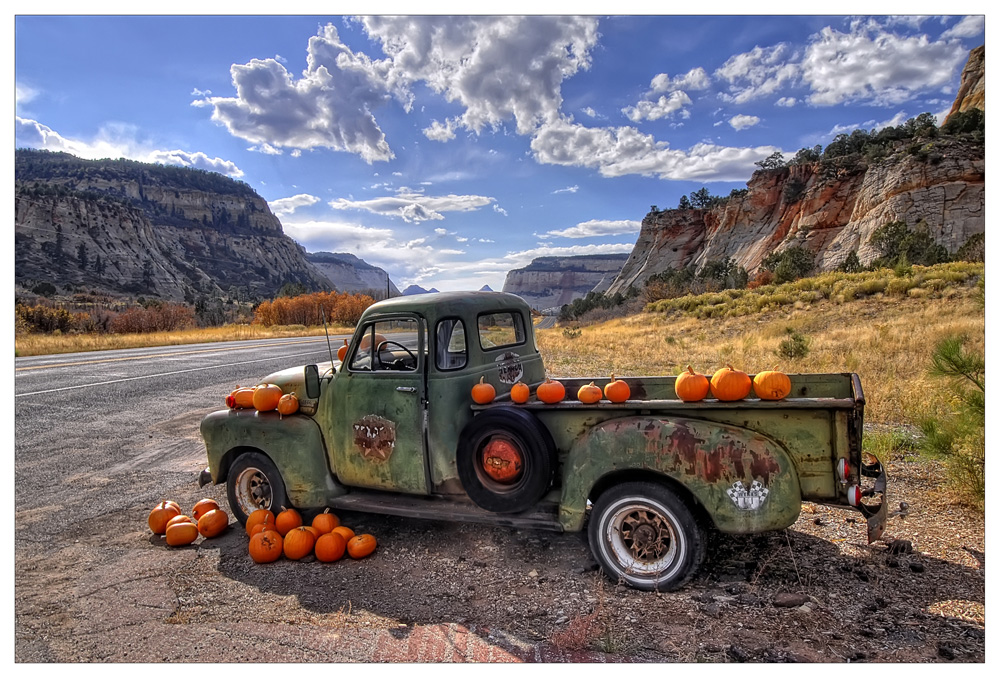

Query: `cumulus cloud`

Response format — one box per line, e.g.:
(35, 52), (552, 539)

(530, 117), (782, 182)
(329, 187), (495, 223)
(622, 91), (693, 123)
(542, 219), (641, 239)
(775, 96), (797, 107)
(940, 15), (985, 39)
(650, 67), (711, 93)
(715, 43), (801, 104)
(623, 67), (707, 123)
(728, 114), (760, 131)
(270, 193), (321, 217)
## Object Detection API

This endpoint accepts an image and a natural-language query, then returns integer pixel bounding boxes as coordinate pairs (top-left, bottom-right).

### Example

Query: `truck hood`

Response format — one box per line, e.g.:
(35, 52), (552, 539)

(259, 361), (336, 415)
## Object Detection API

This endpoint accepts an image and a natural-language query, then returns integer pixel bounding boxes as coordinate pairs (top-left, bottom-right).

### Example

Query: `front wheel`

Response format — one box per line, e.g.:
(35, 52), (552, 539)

(588, 481), (706, 591)
(226, 451), (290, 526)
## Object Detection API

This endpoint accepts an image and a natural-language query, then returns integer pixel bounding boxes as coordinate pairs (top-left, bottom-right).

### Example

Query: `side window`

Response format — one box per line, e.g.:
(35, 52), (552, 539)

(477, 312), (525, 350)
(349, 318), (419, 372)
(435, 318), (467, 370)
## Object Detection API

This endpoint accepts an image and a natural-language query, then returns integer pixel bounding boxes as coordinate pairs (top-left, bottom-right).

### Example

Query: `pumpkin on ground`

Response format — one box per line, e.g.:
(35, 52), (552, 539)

(253, 383), (283, 412)
(753, 369), (792, 400)
(277, 393), (299, 416)
(249, 529), (283, 564)
(604, 374), (631, 403)
(311, 509), (340, 534)
(536, 378), (566, 404)
(471, 377), (496, 405)
(675, 366), (710, 402)
(510, 382), (530, 404)
(275, 507), (302, 536)
(577, 382), (602, 404)
(148, 501), (181, 535)
(192, 498), (220, 521)
(232, 387), (255, 409)
(283, 526), (317, 560)
(197, 509), (230, 538)
(165, 521), (200, 547)
(332, 525), (355, 542)
(710, 365), (752, 401)
(315, 532), (348, 563)
(347, 534), (378, 559)
(250, 522), (274, 537)
(245, 509), (275, 537)
(166, 514), (197, 530)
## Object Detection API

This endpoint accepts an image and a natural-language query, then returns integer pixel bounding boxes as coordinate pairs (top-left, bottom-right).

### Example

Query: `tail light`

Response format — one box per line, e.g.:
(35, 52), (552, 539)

(837, 458), (850, 483)
(847, 485), (862, 506)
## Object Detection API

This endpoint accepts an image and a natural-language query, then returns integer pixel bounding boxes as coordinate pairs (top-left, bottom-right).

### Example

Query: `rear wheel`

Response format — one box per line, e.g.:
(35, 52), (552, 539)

(226, 451), (290, 526)
(588, 481), (706, 591)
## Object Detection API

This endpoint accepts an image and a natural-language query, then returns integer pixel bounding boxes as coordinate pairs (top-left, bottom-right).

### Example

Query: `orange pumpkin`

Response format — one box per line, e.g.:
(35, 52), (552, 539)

(710, 365), (752, 401)
(232, 387), (255, 409)
(471, 377), (496, 405)
(197, 509), (230, 538)
(192, 498), (220, 521)
(245, 509), (275, 537)
(311, 508), (340, 534)
(277, 392), (300, 416)
(165, 521), (200, 547)
(332, 525), (356, 542)
(275, 507), (302, 536)
(675, 366), (710, 402)
(283, 526), (317, 560)
(347, 533), (377, 559)
(337, 339), (349, 362)
(753, 369), (792, 400)
(577, 382), (602, 404)
(166, 514), (197, 530)
(249, 521), (273, 537)
(253, 383), (283, 412)
(510, 382), (530, 404)
(536, 378), (565, 404)
(359, 332), (388, 351)
(604, 374), (631, 403)
(315, 532), (347, 563)
(148, 501), (181, 535)
(249, 529), (283, 564)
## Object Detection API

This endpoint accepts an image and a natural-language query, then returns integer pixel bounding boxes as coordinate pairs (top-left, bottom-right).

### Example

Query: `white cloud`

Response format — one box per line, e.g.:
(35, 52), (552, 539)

(270, 194), (321, 217)
(650, 67), (711, 93)
(329, 187), (495, 223)
(728, 114), (760, 131)
(715, 43), (801, 105)
(623, 67), (707, 123)
(15, 116), (245, 177)
(15, 82), (39, 111)
(940, 15), (985, 40)
(622, 91), (693, 123)
(552, 185), (579, 194)
(542, 219), (641, 239)
(775, 97), (797, 107)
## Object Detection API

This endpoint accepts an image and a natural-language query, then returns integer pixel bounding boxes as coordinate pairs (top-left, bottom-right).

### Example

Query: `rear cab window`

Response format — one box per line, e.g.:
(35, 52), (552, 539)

(477, 311), (526, 351)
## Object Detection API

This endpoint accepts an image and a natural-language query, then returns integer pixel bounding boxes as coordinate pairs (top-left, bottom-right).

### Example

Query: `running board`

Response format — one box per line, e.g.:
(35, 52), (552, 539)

(327, 490), (564, 532)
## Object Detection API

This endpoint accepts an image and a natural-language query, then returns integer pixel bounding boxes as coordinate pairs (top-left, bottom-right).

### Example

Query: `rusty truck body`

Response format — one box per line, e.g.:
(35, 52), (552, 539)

(199, 291), (887, 590)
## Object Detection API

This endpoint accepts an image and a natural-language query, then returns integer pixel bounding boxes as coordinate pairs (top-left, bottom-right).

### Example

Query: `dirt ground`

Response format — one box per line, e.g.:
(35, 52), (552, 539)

(14, 443), (984, 663)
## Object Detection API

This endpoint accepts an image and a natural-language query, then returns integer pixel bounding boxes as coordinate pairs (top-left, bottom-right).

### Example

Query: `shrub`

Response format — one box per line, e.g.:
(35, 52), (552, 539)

(776, 328), (810, 359)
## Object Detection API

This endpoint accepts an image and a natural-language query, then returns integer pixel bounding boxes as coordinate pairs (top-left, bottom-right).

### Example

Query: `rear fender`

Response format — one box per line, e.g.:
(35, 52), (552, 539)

(200, 409), (344, 509)
(559, 416), (801, 533)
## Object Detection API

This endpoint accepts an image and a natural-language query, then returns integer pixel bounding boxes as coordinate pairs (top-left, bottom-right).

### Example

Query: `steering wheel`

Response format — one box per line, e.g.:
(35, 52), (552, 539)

(375, 340), (417, 370)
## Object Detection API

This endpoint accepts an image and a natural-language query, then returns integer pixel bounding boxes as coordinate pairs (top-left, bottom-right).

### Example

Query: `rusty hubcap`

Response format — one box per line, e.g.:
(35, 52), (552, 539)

(620, 508), (673, 562)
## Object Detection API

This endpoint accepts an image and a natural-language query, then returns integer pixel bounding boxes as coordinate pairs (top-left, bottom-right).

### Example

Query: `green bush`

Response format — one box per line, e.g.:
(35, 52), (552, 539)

(776, 328), (810, 359)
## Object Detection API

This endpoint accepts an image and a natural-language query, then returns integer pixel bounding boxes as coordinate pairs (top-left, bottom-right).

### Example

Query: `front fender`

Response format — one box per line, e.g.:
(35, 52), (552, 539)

(559, 416), (801, 533)
(200, 409), (344, 509)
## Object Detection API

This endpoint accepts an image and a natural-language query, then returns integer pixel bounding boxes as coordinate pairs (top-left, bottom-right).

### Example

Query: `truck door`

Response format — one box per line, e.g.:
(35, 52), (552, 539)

(330, 315), (430, 495)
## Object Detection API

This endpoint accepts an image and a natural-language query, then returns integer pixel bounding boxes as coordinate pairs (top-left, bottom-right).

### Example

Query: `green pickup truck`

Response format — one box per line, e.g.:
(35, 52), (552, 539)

(199, 291), (887, 590)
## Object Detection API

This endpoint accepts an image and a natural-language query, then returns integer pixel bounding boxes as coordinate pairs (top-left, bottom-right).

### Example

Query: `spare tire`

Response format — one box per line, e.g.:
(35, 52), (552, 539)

(457, 407), (556, 513)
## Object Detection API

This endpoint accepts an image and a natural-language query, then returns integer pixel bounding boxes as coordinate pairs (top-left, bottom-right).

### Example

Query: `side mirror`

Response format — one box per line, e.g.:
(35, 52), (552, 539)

(304, 364), (321, 399)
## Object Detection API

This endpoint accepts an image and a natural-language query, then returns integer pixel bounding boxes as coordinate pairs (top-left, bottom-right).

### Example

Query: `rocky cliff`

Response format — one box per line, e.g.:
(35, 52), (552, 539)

(946, 45), (985, 121)
(503, 254), (630, 311)
(306, 252), (400, 298)
(15, 150), (334, 301)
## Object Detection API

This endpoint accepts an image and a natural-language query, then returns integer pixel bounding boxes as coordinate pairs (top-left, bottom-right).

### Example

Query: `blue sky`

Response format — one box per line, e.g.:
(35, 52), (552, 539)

(13, 9), (986, 293)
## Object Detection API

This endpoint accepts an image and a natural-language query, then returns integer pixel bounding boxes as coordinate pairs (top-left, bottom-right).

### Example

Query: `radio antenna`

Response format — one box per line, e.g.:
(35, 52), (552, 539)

(322, 308), (336, 367)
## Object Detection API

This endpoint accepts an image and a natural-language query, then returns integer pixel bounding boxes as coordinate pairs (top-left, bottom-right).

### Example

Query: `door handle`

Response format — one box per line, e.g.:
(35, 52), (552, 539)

(396, 386), (417, 393)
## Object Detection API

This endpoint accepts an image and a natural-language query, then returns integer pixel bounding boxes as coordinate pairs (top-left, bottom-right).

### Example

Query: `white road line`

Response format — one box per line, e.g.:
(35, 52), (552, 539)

(15, 350), (330, 398)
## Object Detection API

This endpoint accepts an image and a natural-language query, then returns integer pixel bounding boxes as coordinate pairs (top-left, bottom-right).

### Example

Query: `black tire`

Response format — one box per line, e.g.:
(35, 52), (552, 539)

(226, 451), (290, 526)
(588, 481), (706, 591)
(457, 407), (556, 513)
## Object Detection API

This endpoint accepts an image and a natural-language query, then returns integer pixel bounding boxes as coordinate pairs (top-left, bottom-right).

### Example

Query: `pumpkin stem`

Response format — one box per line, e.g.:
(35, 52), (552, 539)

(686, 365), (695, 375)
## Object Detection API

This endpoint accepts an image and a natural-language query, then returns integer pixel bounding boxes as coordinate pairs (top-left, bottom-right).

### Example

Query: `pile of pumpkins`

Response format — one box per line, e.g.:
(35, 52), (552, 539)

(245, 507), (377, 564)
(471, 374), (631, 405)
(227, 383), (299, 416)
(471, 366), (791, 405)
(147, 498), (230, 547)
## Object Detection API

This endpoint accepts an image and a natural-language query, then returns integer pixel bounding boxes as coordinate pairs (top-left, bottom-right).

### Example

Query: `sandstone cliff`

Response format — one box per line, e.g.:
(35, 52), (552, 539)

(503, 254), (629, 311)
(946, 45), (985, 121)
(15, 150), (334, 301)
(306, 252), (400, 297)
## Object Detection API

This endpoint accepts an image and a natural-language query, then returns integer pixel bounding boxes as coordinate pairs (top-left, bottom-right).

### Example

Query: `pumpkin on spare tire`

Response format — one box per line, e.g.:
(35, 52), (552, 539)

(277, 392), (299, 416)
(249, 529), (283, 564)
(471, 377), (496, 405)
(165, 521), (200, 547)
(245, 509), (275, 537)
(675, 366), (710, 402)
(197, 508), (229, 538)
(315, 532), (347, 563)
(510, 381), (530, 404)
(275, 507), (302, 536)
(577, 382), (602, 404)
(603, 374), (631, 403)
(253, 383), (283, 412)
(710, 365), (752, 401)
(347, 533), (377, 559)
(536, 378), (565, 404)
(753, 369), (792, 400)
(148, 501), (181, 535)
(283, 526), (317, 560)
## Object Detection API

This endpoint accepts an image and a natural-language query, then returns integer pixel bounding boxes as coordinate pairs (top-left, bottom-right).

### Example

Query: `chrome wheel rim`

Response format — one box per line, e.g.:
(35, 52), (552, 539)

(234, 467), (272, 513)
(603, 498), (685, 579)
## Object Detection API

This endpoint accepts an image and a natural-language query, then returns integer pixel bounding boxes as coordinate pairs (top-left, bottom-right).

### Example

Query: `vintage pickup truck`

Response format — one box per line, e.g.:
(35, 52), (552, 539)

(199, 291), (887, 590)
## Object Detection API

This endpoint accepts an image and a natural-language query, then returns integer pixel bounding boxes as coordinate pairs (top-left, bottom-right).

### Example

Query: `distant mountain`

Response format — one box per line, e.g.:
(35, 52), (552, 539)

(402, 284), (440, 295)
(306, 251), (400, 297)
(502, 254), (630, 312)
(479, 285), (494, 292)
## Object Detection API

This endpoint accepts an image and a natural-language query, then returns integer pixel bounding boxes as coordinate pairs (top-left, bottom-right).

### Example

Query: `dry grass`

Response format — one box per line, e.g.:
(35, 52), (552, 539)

(536, 285), (984, 427)
(14, 323), (355, 357)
